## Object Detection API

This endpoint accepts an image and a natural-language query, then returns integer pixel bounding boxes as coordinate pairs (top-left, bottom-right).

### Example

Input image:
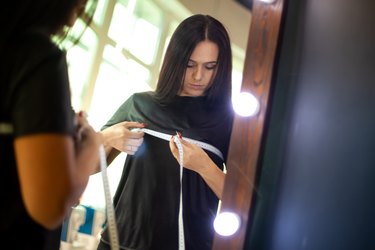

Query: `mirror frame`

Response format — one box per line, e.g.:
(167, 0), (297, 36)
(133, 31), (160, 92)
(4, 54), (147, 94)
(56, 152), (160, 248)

(212, 0), (286, 249)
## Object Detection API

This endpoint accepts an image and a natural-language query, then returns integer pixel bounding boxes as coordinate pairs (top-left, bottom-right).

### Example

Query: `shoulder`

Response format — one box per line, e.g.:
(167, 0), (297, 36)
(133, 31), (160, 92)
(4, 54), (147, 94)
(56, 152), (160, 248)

(12, 31), (64, 72)
(112, 91), (156, 116)
(19, 31), (61, 56)
(21, 31), (58, 48)
(132, 91), (157, 103)
(4, 31), (67, 94)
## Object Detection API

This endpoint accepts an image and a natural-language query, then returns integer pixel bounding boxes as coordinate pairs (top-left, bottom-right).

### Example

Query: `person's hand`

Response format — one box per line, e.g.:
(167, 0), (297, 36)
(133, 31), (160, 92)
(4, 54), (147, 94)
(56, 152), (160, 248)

(74, 111), (100, 174)
(74, 111), (100, 153)
(100, 121), (145, 155)
(169, 135), (211, 174)
(169, 135), (225, 198)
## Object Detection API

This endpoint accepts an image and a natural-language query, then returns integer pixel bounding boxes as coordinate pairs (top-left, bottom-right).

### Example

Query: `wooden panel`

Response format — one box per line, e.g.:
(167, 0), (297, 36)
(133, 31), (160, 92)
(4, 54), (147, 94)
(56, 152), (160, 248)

(212, 0), (285, 249)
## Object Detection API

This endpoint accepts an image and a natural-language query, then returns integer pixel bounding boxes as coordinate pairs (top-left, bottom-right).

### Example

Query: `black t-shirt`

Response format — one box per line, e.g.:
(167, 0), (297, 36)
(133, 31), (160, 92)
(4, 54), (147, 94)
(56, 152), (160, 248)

(99, 92), (234, 250)
(0, 31), (74, 249)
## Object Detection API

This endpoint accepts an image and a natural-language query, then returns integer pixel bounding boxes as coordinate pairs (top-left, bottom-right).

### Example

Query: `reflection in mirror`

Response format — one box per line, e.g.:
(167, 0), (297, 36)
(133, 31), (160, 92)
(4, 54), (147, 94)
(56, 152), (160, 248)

(213, 0), (285, 249)
(62, 0), (251, 249)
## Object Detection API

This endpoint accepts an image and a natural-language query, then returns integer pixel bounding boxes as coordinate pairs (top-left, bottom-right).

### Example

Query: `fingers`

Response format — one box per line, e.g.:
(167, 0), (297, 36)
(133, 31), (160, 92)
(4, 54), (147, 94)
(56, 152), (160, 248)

(169, 136), (177, 151)
(122, 132), (144, 154)
(74, 111), (96, 144)
(75, 111), (89, 126)
(127, 137), (144, 147)
(124, 121), (145, 127)
(169, 136), (179, 160)
(123, 138), (143, 155)
(129, 129), (145, 139)
(120, 121), (146, 130)
(119, 121), (146, 139)
(172, 135), (192, 149)
(73, 112), (100, 161)
(101, 120), (147, 155)
(123, 145), (139, 155)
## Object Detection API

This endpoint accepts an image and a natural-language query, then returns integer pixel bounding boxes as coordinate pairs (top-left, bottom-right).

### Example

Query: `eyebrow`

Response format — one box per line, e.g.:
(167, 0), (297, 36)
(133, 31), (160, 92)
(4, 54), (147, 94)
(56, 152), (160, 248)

(188, 59), (218, 64)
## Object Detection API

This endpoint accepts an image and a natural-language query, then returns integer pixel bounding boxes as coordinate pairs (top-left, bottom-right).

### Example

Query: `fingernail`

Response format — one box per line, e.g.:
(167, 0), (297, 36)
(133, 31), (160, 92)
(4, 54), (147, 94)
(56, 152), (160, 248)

(177, 131), (182, 139)
(79, 111), (88, 118)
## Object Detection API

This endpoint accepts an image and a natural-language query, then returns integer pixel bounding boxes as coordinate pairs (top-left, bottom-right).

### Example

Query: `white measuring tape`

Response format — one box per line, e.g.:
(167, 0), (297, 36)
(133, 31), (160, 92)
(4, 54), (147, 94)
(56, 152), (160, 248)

(99, 145), (120, 250)
(132, 128), (224, 250)
(135, 128), (224, 160)
(173, 133), (186, 250)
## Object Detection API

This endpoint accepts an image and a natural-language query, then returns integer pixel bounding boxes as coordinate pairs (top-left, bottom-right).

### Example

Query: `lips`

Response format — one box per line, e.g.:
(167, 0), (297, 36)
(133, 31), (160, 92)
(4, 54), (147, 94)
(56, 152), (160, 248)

(189, 84), (205, 90)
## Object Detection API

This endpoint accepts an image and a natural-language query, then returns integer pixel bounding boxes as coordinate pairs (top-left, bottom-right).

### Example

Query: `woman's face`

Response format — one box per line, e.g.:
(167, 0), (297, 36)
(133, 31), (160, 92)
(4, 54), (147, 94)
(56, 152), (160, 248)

(179, 40), (219, 97)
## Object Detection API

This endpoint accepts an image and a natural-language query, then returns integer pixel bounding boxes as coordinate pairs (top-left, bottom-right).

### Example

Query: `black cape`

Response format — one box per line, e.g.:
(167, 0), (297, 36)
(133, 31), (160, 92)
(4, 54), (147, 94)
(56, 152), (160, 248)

(99, 91), (234, 250)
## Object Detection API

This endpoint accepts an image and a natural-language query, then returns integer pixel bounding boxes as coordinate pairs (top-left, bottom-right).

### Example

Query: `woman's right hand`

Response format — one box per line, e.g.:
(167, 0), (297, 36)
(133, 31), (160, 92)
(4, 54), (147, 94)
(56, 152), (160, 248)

(100, 121), (145, 155)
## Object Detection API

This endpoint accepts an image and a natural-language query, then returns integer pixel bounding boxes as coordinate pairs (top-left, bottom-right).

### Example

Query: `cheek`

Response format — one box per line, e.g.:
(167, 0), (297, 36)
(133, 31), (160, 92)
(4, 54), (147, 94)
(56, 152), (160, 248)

(182, 72), (187, 83)
(185, 68), (193, 76)
(181, 72), (190, 89)
(184, 69), (193, 82)
(205, 70), (216, 83)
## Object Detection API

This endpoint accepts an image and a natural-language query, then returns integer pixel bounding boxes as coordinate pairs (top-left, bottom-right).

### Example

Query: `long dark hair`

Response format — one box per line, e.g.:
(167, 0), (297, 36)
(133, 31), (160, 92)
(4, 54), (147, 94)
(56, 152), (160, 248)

(155, 14), (233, 106)
(0, 0), (97, 49)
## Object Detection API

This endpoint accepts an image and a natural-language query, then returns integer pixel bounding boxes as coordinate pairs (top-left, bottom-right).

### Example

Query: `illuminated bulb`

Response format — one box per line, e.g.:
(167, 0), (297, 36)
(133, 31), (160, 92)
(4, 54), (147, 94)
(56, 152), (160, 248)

(259, 0), (276, 3)
(213, 212), (241, 236)
(232, 92), (260, 117)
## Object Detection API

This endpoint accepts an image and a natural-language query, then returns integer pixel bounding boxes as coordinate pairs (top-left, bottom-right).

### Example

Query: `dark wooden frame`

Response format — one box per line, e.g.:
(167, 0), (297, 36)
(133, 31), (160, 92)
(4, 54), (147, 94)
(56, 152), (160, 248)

(212, 0), (285, 249)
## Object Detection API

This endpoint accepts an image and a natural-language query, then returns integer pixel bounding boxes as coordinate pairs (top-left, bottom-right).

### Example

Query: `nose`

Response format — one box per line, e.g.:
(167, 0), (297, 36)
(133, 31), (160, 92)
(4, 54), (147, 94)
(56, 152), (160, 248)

(193, 66), (203, 81)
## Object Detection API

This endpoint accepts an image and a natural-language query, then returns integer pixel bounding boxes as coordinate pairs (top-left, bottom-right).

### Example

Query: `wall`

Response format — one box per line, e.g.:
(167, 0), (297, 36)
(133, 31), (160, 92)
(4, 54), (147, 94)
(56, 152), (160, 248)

(177, 0), (252, 51)
(247, 0), (375, 249)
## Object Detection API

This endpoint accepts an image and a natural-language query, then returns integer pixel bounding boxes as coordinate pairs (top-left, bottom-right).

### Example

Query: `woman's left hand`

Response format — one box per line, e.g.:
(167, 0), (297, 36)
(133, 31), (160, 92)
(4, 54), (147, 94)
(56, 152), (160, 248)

(169, 135), (211, 174)
(169, 134), (226, 198)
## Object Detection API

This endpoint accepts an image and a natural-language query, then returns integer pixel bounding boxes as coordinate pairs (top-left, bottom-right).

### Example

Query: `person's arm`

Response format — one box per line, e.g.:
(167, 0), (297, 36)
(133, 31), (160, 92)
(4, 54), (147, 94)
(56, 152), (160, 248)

(169, 137), (225, 199)
(104, 146), (121, 166)
(14, 116), (100, 230)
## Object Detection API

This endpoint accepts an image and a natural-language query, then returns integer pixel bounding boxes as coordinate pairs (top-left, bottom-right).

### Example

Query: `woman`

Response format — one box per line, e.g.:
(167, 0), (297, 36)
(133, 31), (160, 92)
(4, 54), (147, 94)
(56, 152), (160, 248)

(98, 14), (234, 250)
(0, 0), (99, 249)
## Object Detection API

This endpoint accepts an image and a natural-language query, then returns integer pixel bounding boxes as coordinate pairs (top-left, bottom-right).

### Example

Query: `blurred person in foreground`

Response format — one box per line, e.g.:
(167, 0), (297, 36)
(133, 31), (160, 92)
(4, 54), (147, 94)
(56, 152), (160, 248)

(0, 0), (101, 249)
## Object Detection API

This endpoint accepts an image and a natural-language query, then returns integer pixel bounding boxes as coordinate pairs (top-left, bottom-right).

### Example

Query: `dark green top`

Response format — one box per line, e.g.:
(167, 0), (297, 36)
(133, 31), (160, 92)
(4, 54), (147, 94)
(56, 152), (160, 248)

(99, 92), (234, 250)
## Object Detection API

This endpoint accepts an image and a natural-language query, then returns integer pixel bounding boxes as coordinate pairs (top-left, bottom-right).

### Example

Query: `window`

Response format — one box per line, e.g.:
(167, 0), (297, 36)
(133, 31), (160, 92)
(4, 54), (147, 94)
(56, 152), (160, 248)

(66, 21), (98, 110)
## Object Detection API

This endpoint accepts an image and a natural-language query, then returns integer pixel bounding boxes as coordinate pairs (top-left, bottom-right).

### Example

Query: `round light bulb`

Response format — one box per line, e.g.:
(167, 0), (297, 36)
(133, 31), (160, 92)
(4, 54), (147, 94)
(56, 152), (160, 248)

(232, 92), (260, 117)
(213, 212), (241, 236)
(259, 0), (276, 3)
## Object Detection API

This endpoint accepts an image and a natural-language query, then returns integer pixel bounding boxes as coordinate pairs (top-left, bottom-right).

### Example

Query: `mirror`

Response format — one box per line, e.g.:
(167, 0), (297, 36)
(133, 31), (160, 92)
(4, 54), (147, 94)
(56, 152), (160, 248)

(71, 0), (251, 212)
(62, 0), (269, 249)
(212, 0), (285, 249)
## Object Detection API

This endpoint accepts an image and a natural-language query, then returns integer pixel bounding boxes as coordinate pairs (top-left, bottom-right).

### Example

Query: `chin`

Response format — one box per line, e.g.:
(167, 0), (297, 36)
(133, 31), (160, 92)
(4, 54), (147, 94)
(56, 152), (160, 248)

(180, 90), (204, 97)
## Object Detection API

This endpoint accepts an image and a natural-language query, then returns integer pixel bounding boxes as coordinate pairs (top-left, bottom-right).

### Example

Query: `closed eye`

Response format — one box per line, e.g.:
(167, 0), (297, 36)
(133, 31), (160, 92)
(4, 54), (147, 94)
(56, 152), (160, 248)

(205, 62), (217, 70)
(187, 60), (217, 69)
(187, 61), (195, 68)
